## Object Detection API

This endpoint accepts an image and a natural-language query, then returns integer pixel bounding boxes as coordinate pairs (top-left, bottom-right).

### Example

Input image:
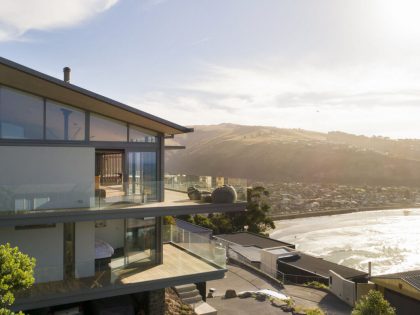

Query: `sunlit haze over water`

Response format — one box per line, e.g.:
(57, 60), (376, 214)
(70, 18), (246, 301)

(271, 209), (420, 276)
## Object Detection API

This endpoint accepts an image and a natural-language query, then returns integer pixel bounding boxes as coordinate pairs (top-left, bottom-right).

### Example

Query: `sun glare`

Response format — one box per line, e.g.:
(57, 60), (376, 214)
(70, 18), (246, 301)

(377, 0), (420, 39)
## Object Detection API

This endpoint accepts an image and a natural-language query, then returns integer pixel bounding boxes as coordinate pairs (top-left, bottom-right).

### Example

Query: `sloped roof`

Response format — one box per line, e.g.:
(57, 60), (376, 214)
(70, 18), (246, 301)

(230, 245), (262, 262)
(372, 270), (420, 291)
(278, 252), (369, 280)
(0, 57), (193, 135)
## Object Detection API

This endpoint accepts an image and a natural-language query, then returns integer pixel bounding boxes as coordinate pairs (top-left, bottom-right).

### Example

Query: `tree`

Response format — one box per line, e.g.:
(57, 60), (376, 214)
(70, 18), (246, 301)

(185, 186), (275, 235)
(0, 243), (36, 314)
(163, 216), (176, 226)
(193, 215), (216, 231)
(352, 290), (395, 315)
(208, 214), (233, 234)
(229, 186), (274, 234)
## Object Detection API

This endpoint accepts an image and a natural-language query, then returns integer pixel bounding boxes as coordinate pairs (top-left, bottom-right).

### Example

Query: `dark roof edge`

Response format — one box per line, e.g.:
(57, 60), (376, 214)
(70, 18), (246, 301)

(175, 218), (214, 232)
(0, 56), (193, 134)
(215, 231), (295, 247)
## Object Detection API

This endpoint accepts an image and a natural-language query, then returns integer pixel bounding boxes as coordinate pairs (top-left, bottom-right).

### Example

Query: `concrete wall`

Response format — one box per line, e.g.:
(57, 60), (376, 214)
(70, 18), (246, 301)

(75, 221), (95, 278)
(261, 249), (280, 278)
(330, 270), (356, 307)
(95, 219), (125, 250)
(0, 225), (63, 283)
(0, 146), (94, 211)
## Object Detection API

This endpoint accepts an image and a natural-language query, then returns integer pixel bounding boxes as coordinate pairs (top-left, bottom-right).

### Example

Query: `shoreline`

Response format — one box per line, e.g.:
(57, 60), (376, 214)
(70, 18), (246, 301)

(270, 204), (420, 221)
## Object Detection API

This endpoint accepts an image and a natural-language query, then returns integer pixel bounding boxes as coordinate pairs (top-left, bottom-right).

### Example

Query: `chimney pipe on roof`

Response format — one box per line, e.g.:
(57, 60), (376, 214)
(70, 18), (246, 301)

(63, 67), (71, 83)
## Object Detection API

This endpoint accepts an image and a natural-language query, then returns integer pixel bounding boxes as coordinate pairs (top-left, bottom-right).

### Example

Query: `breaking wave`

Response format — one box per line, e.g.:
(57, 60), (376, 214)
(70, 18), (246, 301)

(270, 209), (420, 275)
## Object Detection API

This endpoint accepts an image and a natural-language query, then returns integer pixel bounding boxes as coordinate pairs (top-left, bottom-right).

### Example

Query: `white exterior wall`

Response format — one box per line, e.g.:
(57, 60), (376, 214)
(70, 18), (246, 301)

(330, 270), (356, 306)
(95, 219), (125, 249)
(75, 221), (95, 278)
(0, 146), (94, 211)
(0, 225), (63, 283)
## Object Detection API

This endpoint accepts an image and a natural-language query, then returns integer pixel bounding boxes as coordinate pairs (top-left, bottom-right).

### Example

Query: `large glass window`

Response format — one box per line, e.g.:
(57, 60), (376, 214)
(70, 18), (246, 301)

(125, 218), (156, 265)
(90, 114), (127, 142)
(46, 100), (85, 141)
(128, 151), (158, 202)
(129, 125), (157, 143)
(0, 86), (43, 139)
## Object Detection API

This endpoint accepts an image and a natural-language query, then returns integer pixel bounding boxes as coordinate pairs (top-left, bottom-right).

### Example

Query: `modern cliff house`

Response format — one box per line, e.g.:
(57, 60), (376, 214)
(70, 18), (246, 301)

(0, 57), (246, 314)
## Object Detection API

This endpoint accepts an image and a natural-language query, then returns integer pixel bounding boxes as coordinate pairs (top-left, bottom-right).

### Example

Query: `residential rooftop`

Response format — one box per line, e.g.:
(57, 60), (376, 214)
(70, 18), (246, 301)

(371, 270), (420, 291)
(214, 232), (295, 249)
(278, 252), (369, 280)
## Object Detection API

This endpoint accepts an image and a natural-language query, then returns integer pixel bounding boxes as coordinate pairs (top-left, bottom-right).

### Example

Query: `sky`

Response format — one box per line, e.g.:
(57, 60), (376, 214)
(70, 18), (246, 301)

(2, 0), (420, 138)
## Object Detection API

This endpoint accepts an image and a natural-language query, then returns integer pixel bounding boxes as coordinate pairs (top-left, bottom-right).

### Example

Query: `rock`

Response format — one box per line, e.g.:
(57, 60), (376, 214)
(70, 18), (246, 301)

(224, 289), (237, 299)
(255, 293), (267, 301)
(280, 305), (294, 312)
(271, 299), (287, 307)
(201, 191), (213, 203)
(212, 185), (237, 203)
(187, 186), (201, 200)
(238, 291), (252, 299)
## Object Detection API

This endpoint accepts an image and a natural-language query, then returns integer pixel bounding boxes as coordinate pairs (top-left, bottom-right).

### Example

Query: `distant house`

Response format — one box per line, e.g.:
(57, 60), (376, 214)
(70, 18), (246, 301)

(0, 57), (246, 314)
(213, 232), (294, 271)
(276, 251), (368, 285)
(213, 232), (295, 250)
(371, 270), (420, 315)
(213, 232), (368, 287)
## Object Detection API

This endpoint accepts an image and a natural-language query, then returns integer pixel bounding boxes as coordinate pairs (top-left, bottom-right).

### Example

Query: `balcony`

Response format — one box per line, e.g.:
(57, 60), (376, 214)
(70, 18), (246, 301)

(0, 178), (247, 225)
(14, 241), (226, 311)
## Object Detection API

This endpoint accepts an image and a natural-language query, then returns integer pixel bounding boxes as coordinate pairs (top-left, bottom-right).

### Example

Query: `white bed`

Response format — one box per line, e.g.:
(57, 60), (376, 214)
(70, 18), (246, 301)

(95, 239), (115, 259)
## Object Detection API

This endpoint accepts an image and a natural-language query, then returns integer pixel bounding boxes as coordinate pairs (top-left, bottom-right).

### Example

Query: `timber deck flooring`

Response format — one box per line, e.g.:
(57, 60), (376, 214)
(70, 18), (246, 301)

(16, 244), (218, 301)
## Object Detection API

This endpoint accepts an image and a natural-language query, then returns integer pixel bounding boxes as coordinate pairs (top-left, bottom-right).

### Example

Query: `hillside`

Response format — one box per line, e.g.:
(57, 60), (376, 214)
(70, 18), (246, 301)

(165, 124), (420, 186)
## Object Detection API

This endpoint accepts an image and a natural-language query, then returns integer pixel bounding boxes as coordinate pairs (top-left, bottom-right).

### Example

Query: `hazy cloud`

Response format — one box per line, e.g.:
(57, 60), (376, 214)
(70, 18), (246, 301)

(0, 0), (118, 41)
(128, 59), (420, 138)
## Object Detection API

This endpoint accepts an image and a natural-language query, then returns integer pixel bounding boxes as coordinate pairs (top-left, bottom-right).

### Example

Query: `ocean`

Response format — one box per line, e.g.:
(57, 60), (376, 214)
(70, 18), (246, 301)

(270, 208), (420, 275)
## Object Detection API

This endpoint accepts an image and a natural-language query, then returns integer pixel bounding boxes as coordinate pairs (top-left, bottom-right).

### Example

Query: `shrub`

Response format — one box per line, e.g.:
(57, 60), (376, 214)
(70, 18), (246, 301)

(303, 281), (329, 290)
(352, 290), (395, 315)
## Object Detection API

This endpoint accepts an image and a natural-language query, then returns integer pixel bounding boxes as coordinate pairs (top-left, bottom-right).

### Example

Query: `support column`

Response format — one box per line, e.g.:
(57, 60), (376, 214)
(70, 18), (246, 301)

(195, 282), (207, 302)
(156, 217), (163, 264)
(147, 288), (165, 315)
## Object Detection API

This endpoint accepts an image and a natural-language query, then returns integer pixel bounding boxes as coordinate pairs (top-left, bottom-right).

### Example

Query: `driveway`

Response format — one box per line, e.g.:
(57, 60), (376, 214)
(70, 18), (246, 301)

(206, 264), (352, 315)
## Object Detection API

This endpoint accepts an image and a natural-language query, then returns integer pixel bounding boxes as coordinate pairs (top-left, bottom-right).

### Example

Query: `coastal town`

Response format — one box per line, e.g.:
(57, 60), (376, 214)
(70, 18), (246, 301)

(3, 1), (420, 314)
(264, 182), (420, 217)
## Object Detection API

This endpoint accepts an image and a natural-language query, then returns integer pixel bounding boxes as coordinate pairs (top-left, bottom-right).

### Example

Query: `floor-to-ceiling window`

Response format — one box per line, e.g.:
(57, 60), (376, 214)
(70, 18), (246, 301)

(125, 218), (156, 266)
(127, 151), (158, 203)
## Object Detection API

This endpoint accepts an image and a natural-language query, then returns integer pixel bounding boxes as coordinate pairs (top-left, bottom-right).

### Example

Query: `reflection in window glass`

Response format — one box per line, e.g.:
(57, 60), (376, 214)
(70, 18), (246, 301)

(129, 125), (157, 143)
(126, 218), (156, 265)
(46, 101), (85, 140)
(0, 86), (43, 139)
(90, 114), (127, 142)
(128, 152), (157, 201)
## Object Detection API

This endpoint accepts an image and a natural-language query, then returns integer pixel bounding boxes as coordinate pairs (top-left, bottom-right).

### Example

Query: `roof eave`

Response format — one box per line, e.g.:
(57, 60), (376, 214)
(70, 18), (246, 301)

(0, 56), (192, 135)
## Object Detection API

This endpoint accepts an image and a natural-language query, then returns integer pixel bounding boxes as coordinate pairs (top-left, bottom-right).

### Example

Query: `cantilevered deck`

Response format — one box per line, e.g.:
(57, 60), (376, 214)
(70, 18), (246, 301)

(14, 243), (225, 311)
(0, 190), (247, 226)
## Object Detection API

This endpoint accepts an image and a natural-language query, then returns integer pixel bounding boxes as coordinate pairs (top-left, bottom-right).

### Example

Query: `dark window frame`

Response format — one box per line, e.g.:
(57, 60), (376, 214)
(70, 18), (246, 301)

(0, 84), (161, 146)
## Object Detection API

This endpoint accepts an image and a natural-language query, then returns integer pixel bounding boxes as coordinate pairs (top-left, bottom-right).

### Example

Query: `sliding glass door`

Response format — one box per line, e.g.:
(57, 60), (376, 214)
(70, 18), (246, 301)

(125, 218), (156, 265)
(127, 151), (157, 203)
